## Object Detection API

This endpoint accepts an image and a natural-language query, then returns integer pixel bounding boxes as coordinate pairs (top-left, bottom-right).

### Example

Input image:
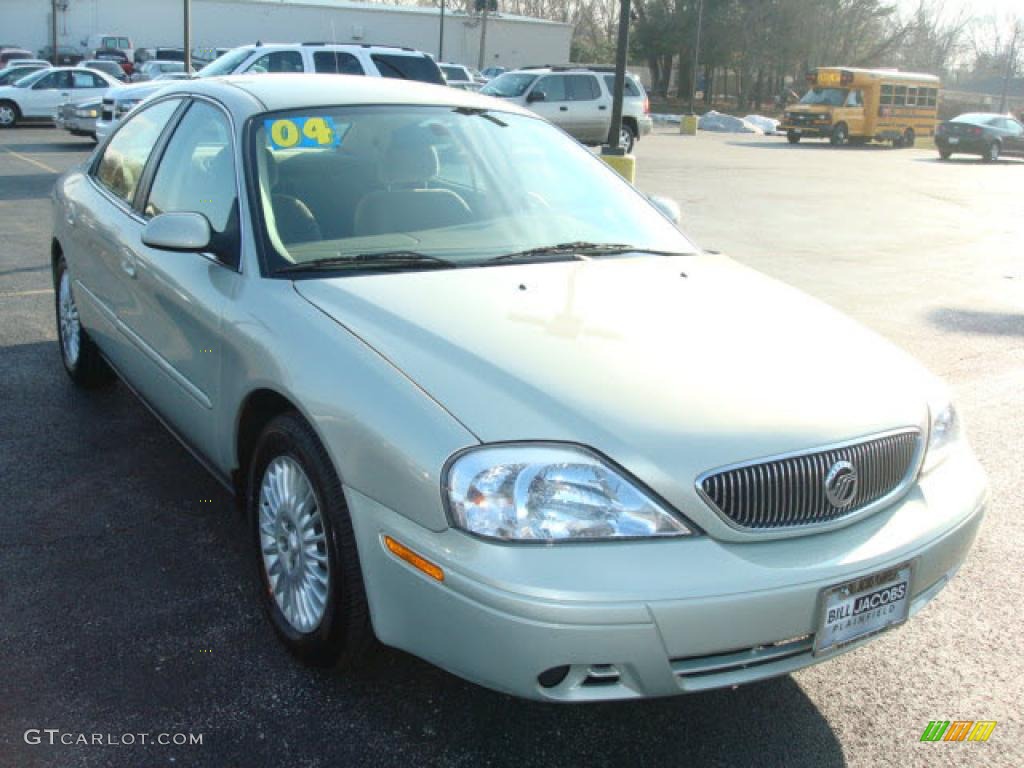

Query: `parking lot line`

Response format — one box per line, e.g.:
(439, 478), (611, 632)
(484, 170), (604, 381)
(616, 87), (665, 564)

(0, 145), (59, 174)
(0, 288), (54, 298)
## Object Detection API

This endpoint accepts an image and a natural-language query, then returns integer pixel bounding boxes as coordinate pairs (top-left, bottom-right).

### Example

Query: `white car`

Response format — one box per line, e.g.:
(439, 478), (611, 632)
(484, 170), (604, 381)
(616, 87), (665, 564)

(94, 42), (444, 143)
(439, 63), (483, 91)
(482, 67), (653, 151)
(0, 66), (116, 127)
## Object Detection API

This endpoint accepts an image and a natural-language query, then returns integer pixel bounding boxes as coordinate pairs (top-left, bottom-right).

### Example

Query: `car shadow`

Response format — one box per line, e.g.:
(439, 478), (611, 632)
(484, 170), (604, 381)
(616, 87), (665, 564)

(0, 338), (846, 768)
(928, 308), (1024, 337)
(2, 139), (95, 153)
(913, 156), (1022, 164)
(0, 173), (57, 201)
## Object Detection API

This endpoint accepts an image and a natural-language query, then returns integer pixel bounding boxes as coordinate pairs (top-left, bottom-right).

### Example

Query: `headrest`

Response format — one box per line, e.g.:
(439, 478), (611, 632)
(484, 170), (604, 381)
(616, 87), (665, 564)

(382, 136), (439, 187)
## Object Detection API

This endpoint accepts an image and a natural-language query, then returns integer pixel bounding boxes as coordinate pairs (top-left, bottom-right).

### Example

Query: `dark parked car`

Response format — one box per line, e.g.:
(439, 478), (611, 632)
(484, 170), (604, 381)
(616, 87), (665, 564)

(38, 46), (84, 66)
(935, 112), (1024, 162)
(92, 48), (133, 76)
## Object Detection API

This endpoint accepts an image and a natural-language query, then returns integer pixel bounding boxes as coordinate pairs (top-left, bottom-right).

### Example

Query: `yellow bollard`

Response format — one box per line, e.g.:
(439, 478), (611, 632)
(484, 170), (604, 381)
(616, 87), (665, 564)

(600, 153), (636, 184)
(680, 114), (698, 136)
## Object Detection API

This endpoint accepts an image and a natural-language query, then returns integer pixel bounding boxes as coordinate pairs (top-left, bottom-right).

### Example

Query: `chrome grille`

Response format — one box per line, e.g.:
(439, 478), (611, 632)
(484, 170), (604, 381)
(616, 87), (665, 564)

(699, 430), (920, 530)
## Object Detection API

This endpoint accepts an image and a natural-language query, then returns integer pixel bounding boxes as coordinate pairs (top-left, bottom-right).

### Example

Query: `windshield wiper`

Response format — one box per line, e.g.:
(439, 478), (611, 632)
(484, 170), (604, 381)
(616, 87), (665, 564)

(487, 242), (688, 263)
(275, 251), (456, 275)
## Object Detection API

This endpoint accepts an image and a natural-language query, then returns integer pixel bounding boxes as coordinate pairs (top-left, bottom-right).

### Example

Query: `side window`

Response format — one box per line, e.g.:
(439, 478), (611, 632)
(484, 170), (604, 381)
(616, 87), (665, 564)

(144, 102), (238, 264)
(94, 99), (180, 204)
(880, 84), (893, 105)
(567, 75), (600, 101)
(313, 51), (363, 75)
(72, 71), (101, 89)
(893, 86), (906, 106)
(907, 87), (919, 106)
(247, 51), (304, 74)
(844, 89), (862, 107)
(1008, 119), (1024, 136)
(534, 75), (567, 102)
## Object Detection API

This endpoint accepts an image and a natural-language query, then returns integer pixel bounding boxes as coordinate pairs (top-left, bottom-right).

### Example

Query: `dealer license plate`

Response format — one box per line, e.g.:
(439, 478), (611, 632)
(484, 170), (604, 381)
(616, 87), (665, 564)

(814, 562), (913, 655)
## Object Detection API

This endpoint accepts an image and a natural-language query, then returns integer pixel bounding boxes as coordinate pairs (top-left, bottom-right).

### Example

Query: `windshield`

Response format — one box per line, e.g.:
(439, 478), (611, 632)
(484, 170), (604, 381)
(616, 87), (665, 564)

(799, 87), (847, 107)
(481, 73), (537, 98)
(197, 46), (253, 77)
(13, 68), (50, 88)
(441, 65), (468, 81)
(252, 106), (695, 274)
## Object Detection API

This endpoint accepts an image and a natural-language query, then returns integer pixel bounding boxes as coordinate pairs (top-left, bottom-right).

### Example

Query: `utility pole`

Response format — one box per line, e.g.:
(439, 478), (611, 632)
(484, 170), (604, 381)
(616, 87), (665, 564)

(689, 0), (705, 115)
(184, 0), (192, 73)
(477, 4), (489, 71)
(438, 0), (445, 62)
(51, 0), (58, 64)
(998, 22), (1019, 114)
(604, 0), (632, 150)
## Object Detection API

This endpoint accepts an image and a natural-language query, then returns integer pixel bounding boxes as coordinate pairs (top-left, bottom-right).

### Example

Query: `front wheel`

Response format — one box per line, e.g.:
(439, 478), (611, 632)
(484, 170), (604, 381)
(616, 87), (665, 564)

(938, 149), (952, 160)
(54, 257), (115, 388)
(0, 100), (19, 128)
(984, 141), (1000, 163)
(829, 123), (848, 146)
(902, 128), (915, 148)
(249, 412), (374, 668)
(786, 131), (801, 144)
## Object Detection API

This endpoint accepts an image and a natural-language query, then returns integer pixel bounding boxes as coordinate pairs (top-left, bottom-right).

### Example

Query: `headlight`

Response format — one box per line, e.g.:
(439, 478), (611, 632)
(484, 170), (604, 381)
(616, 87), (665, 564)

(923, 400), (960, 473)
(445, 444), (692, 542)
(75, 108), (98, 118)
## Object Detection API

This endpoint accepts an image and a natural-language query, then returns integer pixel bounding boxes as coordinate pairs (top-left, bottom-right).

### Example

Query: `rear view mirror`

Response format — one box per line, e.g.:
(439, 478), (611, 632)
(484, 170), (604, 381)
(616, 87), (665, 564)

(141, 212), (212, 252)
(526, 90), (546, 103)
(647, 194), (681, 225)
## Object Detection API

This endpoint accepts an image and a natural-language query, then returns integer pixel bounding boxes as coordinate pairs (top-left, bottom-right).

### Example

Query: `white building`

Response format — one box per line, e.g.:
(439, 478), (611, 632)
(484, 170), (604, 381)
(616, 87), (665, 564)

(2, 0), (572, 70)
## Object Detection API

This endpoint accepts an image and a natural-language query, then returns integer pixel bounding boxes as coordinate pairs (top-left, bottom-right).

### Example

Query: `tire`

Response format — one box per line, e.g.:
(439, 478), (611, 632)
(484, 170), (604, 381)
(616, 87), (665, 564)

(618, 122), (636, 154)
(829, 123), (848, 146)
(54, 257), (115, 388)
(902, 128), (915, 148)
(249, 412), (373, 668)
(939, 149), (952, 160)
(786, 131), (801, 144)
(0, 100), (19, 128)
(984, 141), (1000, 163)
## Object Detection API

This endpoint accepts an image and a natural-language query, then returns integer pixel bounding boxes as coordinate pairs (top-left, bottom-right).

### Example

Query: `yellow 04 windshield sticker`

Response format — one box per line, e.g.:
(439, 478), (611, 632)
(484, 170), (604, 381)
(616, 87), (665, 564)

(264, 116), (343, 150)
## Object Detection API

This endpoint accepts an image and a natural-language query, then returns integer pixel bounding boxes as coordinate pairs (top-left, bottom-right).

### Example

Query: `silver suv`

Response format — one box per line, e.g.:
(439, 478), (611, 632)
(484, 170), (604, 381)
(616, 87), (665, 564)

(481, 66), (652, 151)
(95, 42), (443, 142)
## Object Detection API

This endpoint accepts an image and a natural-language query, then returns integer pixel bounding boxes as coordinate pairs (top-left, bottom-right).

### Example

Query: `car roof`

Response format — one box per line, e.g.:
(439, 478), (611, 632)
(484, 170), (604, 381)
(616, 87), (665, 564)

(244, 42), (426, 55)
(158, 74), (535, 116)
(951, 112), (1010, 122)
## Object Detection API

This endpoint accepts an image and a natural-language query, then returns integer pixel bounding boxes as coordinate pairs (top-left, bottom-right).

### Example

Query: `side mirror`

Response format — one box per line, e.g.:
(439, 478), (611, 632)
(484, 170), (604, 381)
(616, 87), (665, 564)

(141, 212), (211, 252)
(526, 90), (546, 103)
(647, 194), (681, 226)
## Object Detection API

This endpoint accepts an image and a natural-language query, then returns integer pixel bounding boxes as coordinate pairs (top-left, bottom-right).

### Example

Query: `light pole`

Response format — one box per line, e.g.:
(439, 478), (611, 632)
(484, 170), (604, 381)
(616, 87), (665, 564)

(439, 0), (445, 62)
(689, 0), (704, 115)
(604, 0), (632, 151)
(51, 0), (58, 64)
(184, 0), (192, 73)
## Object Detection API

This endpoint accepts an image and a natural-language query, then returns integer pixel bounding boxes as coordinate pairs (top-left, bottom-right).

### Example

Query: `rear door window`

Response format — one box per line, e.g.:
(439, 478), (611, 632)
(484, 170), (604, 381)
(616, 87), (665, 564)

(313, 51), (363, 76)
(567, 75), (600, 101)
(533, 75), (568, 102)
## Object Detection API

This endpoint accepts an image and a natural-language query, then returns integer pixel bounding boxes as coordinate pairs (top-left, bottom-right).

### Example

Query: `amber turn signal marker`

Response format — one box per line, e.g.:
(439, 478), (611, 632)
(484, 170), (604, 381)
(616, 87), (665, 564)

(383, 536), (444, 582)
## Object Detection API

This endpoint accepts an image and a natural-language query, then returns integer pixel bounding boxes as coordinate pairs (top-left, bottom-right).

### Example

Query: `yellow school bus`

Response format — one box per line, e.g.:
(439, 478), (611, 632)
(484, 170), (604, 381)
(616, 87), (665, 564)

(780, 67), (940, 147)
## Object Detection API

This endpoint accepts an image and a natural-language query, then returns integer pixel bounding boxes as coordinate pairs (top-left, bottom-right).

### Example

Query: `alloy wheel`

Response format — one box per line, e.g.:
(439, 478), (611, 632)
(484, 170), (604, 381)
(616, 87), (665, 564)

(58, 270), (81, 367)
(0, 105), (15, 127)
(258, 456), (330, 634)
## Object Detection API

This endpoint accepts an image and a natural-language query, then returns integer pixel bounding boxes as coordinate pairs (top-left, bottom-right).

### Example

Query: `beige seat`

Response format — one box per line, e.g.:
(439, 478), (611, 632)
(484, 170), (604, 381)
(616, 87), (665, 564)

(353, 139), (472, 237)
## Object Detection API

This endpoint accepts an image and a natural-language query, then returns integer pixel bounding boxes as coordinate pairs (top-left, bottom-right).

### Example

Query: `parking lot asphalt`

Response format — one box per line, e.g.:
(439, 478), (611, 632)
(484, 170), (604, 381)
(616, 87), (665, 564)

(1, 125), (1021, 768)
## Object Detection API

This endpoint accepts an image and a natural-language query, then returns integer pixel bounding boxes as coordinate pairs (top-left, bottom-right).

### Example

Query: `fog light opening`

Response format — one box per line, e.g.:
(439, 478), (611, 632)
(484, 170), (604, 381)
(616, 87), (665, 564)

(537, 665), (571, 688)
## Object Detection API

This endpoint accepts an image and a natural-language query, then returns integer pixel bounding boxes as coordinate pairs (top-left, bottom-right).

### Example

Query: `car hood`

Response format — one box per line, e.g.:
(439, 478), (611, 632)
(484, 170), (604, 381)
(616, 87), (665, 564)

(295, 255), (932, 539)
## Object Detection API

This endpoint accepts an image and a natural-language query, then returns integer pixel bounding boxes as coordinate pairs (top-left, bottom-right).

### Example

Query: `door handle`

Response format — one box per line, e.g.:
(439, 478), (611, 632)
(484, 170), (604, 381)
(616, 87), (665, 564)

(120, 255), (137, 278)
(559, 106), (568, 111)
(599, 105), (607, 110)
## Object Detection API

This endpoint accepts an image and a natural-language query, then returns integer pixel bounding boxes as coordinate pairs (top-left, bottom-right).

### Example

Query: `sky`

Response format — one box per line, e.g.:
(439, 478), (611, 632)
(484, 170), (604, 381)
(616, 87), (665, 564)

(898, 0), (1021, 22)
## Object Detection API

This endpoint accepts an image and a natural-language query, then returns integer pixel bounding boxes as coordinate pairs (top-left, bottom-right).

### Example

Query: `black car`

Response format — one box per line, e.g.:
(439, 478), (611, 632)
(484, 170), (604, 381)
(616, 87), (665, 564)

(935, 112), (1024, 162)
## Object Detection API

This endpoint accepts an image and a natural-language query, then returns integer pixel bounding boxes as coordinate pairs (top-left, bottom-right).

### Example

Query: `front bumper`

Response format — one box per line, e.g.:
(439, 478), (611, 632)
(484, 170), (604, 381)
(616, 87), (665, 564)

(347, 445), (986, 701)
(781, 122), (832, 137)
